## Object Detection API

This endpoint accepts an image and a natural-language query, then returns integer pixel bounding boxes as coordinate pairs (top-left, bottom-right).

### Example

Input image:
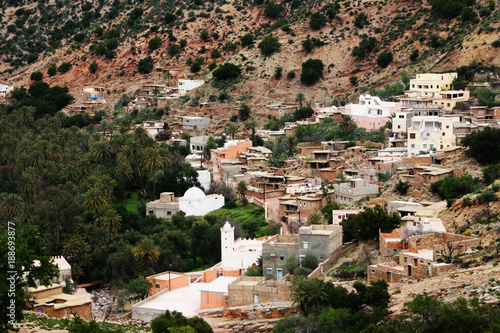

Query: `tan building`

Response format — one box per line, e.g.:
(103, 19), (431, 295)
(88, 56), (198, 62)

(407, 73), (456, 98)
(407, 116), (460, 157)
(146, 192), (179, 220)
(27, 284), (92, 320)
(333, 179), (379, 206)
(225, 276), (291, 307)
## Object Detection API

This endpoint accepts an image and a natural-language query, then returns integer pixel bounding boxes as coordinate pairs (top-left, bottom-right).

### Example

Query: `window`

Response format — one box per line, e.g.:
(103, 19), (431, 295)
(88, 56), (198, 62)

(423, 144), (427, 148)
(267, 268), (273, 274)
(446, 125), (449, 129)
(442, 132), (445, 136)
(399, 115), (404, 119)
(303, 242), (309, 249)
(155, 284), (160, 289)
(280, 256), (284, 260)
(411, 144), (415, 148)
(148, 210), (154, 215)
(410, 133), (416, 139)
(404, 257), (407, 262)
(398, 125), (401, 129)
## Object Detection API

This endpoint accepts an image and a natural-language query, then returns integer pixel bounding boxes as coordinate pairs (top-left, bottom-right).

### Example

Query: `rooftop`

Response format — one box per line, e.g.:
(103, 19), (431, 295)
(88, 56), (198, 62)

(199, 276), (238, 293)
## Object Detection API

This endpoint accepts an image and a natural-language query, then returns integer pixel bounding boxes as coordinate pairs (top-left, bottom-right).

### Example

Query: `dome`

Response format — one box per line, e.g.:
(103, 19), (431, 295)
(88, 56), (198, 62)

(183, 187), (206, 200)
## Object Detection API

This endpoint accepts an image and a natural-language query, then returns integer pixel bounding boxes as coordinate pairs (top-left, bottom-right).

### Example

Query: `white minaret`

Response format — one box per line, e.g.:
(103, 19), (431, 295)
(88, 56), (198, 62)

(221, 221), (234, 262)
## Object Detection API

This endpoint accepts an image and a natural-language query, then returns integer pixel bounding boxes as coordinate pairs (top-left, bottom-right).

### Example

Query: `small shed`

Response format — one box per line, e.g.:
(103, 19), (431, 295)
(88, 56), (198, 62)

(199, 276), (237, 309)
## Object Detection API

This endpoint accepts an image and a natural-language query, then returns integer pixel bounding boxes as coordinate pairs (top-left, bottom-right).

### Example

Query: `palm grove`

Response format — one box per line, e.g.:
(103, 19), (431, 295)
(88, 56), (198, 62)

(0, 81), (276, 329)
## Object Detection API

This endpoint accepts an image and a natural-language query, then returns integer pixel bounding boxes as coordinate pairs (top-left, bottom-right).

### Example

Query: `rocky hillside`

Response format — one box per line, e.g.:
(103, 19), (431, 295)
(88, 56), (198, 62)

(0, 0), (498, 111)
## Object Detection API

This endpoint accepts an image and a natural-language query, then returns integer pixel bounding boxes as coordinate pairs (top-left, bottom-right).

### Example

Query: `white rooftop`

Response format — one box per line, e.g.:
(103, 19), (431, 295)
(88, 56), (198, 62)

(199, 276), (238, 293)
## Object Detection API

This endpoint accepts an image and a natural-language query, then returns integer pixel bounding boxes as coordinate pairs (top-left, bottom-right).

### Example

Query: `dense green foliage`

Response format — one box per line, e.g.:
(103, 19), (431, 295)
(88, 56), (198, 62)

(376, 51), (393, 68)
(462, 127), (500, 164)
(432, 174), (480, 201)
(341, 205), (400, 242)
(212, 63), (241, 80)
(258, 35), (281, 56)
(137, 57), (154, 74)
(151, 310), (213, 333)
(300, 59), (324, 85)
(483, 164), (500, 185)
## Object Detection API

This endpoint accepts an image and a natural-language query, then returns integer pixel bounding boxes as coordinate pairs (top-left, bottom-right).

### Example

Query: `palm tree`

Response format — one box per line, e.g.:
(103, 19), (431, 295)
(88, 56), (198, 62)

(134, 127), (149, 145)
(227, 124), (239, 140)
(17, 174), (36, 204)
(0, 193), (26, 222)
(164, 70), (172, 87)
(290, 277), (327, 316)
(83, 187), (107, 221)
(132, 238), (161, 270)
(295, 93), (305, 108)
(144, 147), (170, 199)
(285, 136), (297, 156)
(115, 163), (133, 204)
(99, 207), (123, 242)
(245, 118), (259, 136)
(91, 141), (112, 163)
(236, 181), (248, 204)
(339, 115), (356, 137)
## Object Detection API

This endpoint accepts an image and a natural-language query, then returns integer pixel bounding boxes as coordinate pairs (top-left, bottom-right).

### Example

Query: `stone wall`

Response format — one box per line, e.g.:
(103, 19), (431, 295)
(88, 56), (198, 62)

(226, 277), (291, 308)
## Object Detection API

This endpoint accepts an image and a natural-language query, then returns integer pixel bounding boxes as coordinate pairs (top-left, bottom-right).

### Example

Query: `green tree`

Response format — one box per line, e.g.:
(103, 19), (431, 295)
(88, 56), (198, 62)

(300, 59), (324, 85)
(132, 237), (160, 270)
(309, 12), (325, 30)
(354, 12), (368, 28)
(212, 63), (241, 80)
(483, 164), (500, 185)
(295, 93), (305, 108)
(245, 118), (258, 136)
(341, 205), (400, 242)
(138, 57), (154, 74)
(89, 61), (98, 73)
(240, 33), (254, 47)
(434, 174), (480, 200)
(349, 75), (358, 86)
(395, 179), (411, 195)
(462, 127), (500, 164)
(264, 1), (284, 19)
(145, 147), (170, 200)
(47, 64), (57, 76)
(30, 71), (43, 81)
(0, 225), (58, 330)
(99, 206), (122, 242)
(321, 203), (340, 222)
(238, 103), (251, 122)
(339, 115), (356, 136)
(226, 123), (239, 140)
(410, 49), (419, 62)
(149, 37), (162, 50)
(168, 43), (181, 56)
(258, 35), (281, 57)
(57, 62), (72, 73)
(236, 181), (248, 204)
(377, 51), (393, 68)
(301, 254), (319, 270)
(290, 277), (327, 316)
(127, 275), (151, 299)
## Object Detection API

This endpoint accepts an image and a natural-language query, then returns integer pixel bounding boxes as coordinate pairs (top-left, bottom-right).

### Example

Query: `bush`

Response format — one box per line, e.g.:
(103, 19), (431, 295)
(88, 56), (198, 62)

(376, 171), (391, 182)
(238, 103), (251, 121)
(351, 37), (377, 58)
(309, 12), (325, 30)
(164, 12), (177, 24)
(167, 43), (181, 56)
(435, 175), (480, 200)
(190, 62), (201, 73)
(212, 63), (241, 80)
(208, 61), (217, 71)
(395, 180), (410, 195)
(493, 40), (500, 47)
(47, 64), (57, 76)
(210, 49), (221, 58)
(410, 49), (419, 62)
(349, 76), (358, 86)
(300, 59), (324, 85)
(240, 33), (254, 47)
(483, 164), (500, 185)
(57, 62), (72, 73)
(274, 66), (283, 79)
(377, 52), (393, 68)
(258, 35), (281, 57)
(26, 54), (38, 64)
(264, 1), (284, 19)
(287, 71), (296, 79)
(354, 13), (368, 28)
(292, 106), (314, 121)
(89, 61), (98, 73)
(462, 127), (500, 164)
(138, 57), (154, 74)
(301, 255), (319, 270)
(148, 37), (162, 50)
(30, 71), (43, 81)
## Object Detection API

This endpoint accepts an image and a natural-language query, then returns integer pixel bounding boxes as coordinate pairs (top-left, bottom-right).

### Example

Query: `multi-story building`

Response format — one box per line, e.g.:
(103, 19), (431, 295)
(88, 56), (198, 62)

(262, 225), (342, 279)
(333, 179), (379, 206)
(407, 116), (460, 157)
(344, 94), (401, 130)
(407, 73), (456, 98)
(182, 116), (210, 131)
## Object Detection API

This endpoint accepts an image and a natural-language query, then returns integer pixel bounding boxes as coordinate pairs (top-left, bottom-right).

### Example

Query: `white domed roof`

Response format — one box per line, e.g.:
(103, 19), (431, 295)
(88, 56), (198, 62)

(183, 187), (206, 200)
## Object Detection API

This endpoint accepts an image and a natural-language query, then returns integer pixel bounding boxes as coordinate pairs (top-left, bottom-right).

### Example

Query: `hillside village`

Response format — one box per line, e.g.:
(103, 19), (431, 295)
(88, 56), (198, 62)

(0, 0), (500, 330)
(6, 69), (500, 332)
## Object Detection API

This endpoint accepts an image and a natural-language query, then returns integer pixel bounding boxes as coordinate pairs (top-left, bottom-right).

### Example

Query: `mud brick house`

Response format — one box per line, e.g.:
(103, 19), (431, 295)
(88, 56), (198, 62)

(225, 276), (291, 307)
(369, 232), (480, 283)
(27, 284), (92, 320)
(308, 151), (343, 169)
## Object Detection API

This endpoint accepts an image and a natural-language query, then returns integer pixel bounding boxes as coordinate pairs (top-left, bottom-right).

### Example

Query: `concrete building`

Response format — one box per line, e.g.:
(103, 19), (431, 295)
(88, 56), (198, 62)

(262, 225), (342, 279)
(0, 83), (14, 101)
(182, 116), (210, 131)
(146, 271), (190, 296)
(190, 136), (211, 154)
(333, 179), (379, 206)
(344, 95), (401, 130)
(407, 73), (457, 98)
(407, 116), (460, 157)
(331, 209), (361, 225)
(434, 90), (471, 111)
(178, 79), (205, 95)
(137, 120), (164, 138)
(179, 187), (224, 216)
(146, 192), (179, 220)
(200, 276), (238, 309)
(197, 169), (211, 191)
(27, 284), (92, 320)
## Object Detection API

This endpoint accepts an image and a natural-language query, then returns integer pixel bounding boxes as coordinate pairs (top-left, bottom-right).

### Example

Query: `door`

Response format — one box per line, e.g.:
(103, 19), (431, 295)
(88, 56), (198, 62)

(254, 294), (259, 303)
(277, 269), (283, 279)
